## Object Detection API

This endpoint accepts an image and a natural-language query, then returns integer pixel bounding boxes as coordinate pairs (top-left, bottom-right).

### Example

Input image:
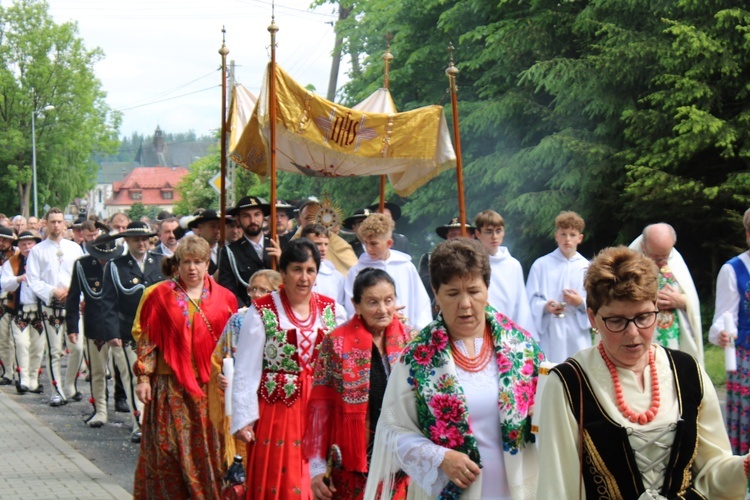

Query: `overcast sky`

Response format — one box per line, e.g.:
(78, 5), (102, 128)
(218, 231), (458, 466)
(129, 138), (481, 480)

(46, 0), (343, 139)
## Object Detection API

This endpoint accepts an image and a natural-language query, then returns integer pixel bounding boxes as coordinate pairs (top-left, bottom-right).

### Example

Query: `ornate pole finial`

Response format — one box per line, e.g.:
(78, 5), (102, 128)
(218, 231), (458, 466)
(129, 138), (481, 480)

(382, 33), (394, 90)
(446, 43), (459, 92)
(219, 25), (229, 57)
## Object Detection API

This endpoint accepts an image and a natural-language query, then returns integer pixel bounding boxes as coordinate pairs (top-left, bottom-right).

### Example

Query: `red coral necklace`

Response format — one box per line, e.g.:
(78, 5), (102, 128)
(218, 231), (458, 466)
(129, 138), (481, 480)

(279, 286), (317, 330)
(598, 343), (660, 425)
(449, 324), (493, 372)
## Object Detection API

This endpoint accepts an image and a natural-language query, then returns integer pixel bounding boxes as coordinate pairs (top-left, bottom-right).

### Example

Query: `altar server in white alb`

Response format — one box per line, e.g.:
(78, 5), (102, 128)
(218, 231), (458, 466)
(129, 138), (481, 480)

(629, 222), (703, 363)
(344, 213), (432, 330)
(26, 208), (84, 406)
(526, 211), (591, 363)
(300, 223), (347, 309)
(474, 210), (536, 338)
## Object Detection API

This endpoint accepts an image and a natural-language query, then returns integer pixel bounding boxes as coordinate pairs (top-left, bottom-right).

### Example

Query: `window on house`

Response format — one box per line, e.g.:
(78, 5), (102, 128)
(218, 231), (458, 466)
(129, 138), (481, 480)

(162, 190), (173, 200)
(130, 190), (142, 200)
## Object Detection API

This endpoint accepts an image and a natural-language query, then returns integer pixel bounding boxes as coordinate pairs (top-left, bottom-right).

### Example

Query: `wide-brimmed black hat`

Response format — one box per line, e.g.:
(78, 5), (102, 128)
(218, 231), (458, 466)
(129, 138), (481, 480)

(0, 226), (14, 241)
(228, 196), (270, 217)
(156, 210), (173, 221)
(72, 215), (87, 229)
(366, 201), (401, 221)
(94, 221), (111, 233)
(436, 217), (476, 240)
(112, 221), (157, 239)
(342, 208), (373, 230)
(13, 230), (41, 245)
(188, 209), (222, 229)
(275, 200), (296, 217)
(87, 233), (125, 261)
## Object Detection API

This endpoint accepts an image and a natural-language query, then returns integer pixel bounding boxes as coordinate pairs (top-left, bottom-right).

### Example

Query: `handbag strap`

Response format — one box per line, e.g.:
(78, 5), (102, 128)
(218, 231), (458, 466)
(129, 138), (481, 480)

(173, 279), (215, 337)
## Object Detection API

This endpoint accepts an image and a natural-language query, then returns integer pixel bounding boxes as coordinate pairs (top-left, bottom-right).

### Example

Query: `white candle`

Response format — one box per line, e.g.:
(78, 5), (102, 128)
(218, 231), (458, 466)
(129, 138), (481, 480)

(723, 311), (737, 372)
(223, 357), (234, 415)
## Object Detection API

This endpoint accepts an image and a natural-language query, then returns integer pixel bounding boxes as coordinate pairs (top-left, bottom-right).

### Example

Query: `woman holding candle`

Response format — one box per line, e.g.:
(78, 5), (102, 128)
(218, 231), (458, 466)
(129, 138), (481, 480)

(710, 207), (750, 455)
(539, 246), (748, 498)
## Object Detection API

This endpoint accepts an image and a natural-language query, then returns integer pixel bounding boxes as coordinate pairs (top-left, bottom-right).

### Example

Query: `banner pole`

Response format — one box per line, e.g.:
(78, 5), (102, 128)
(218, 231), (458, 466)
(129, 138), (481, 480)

(379, 41), (394, 213)
(219, 28), (229, 247)
(446, 44), (467, 237)
(268, 15), (279, 269)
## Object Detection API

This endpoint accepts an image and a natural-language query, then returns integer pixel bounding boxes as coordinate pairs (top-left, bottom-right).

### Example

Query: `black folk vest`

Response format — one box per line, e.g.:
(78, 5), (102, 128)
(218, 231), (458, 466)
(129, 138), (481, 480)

(552, 347), (705, 499)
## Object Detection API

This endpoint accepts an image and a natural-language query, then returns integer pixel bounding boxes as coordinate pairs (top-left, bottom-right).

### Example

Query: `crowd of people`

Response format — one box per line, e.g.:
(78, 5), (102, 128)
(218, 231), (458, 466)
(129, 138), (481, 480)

(0, 199), (749, 499)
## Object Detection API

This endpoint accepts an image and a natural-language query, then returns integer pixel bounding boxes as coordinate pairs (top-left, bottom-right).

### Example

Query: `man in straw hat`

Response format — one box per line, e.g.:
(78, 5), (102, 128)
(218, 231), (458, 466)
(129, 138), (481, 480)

(1, 230), (42, 394)
(26, 208), (84, 407)
(66, 231), (124, 427)
(99, 221), (165, 442)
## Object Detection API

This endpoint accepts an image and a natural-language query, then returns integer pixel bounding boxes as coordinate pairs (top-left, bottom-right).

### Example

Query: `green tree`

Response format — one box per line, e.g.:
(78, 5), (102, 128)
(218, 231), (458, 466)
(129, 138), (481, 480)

(0, 0), (120, 217)
(127, 202), (160, 221)
(175, 145), (221, 215)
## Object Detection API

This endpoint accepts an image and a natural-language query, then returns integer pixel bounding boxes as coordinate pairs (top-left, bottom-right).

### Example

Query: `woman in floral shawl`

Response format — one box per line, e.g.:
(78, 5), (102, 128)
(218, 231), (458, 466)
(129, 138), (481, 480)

(365, 238), (542, 500)
(304, 268), (412, 499)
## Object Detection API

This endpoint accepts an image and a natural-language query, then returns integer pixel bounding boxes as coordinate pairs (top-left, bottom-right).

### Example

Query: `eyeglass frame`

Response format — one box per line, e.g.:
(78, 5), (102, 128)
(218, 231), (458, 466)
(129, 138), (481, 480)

(248, 286), (272, 296)
(597, 310), (659, 333)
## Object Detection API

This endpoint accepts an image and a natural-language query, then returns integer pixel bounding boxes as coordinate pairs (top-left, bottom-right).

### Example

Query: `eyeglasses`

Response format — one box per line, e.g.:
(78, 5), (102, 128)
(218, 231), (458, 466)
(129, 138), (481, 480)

(597, 311), (659, 332)
(249, 286), (272, 296)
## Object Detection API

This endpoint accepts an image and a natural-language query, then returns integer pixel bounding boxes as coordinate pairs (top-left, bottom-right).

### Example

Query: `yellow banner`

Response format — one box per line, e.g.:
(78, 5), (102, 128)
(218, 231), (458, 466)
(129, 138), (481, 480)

(231, 63), (455, 196)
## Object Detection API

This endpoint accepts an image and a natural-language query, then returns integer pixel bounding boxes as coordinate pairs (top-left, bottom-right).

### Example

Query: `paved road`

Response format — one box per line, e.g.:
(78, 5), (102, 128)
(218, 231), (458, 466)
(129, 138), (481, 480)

(0, 364), (139, 495)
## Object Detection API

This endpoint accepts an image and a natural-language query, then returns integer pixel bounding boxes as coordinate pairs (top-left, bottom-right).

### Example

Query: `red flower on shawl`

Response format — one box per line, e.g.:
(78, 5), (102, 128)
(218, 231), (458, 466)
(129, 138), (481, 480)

(497, 353), (512, 373)
(520, 359), (534, 377)
(513, 379), (536, 416)
(413, 344), (435, 366)
(428, 393), (464, 423)
(432, 328), (448, 351)
(429, 420), (464, 448)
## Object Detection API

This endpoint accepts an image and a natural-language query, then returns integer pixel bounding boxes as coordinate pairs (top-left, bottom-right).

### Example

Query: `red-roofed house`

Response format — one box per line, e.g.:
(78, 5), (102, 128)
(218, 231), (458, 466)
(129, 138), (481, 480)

(105, 166), (188, 217)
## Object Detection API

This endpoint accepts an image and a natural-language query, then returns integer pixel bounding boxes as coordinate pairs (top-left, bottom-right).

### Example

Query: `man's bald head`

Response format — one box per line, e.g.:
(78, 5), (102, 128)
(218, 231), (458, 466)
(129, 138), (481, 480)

(642, 223), (676, 267)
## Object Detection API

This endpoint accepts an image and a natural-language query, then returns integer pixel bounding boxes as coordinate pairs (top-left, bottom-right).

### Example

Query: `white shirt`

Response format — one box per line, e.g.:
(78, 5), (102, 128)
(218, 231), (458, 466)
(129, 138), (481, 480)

(246, 235), (264, 261)
(526, 248), (590, 363)
(488, 247), (536, 339)
(314, 260), (347, 311)
(1, 257), (36, 306)
(26, 238), (83, 306)
(345, 250), (432, 330)
(709, 251), (750, 345)
(230, 292), (347, 434)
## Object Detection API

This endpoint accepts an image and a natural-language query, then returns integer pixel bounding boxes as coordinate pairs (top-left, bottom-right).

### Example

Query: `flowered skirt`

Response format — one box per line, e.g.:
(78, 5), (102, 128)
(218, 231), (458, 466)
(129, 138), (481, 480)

(245, 368), (313, 500)
(726, 346), (750, 455)
(134, 375), (224, 499)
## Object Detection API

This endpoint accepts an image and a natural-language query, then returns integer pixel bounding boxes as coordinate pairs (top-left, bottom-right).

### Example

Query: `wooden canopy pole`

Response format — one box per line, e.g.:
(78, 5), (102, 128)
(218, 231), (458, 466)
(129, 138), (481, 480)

(446, 44), (467, 237)
(219, 27), (229, 246)
(378, 40), (394, 213)
(268, 15), (279, 268)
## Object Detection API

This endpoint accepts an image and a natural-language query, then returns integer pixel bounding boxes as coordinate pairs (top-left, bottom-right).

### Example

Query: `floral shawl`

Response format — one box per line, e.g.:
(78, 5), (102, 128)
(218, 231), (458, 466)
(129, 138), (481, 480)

(365, 306), (542, 500)
(303, 314), (411, 472)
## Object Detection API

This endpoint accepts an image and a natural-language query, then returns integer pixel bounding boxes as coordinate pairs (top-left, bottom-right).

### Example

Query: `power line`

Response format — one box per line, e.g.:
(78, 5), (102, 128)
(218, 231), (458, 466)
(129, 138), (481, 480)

(116, 85), (219, 111)
(117, 69), (220, 108)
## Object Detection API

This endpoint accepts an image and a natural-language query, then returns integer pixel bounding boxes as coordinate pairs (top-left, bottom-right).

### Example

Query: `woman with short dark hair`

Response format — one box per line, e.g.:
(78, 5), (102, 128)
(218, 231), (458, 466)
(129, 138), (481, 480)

(231, 238), (347, 498)
(365, 238), (542, 499)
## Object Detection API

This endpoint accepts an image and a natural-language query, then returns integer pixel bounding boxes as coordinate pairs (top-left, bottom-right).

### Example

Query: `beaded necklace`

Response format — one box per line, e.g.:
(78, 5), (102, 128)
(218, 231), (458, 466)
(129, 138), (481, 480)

(448, 324), (493, 372)
(598, 343), (660, 425)
(279, 286), (317, 330)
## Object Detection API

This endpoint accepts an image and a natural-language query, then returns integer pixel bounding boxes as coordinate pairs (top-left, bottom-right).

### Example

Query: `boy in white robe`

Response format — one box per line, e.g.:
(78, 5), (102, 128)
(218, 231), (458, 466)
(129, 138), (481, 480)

(300, 223), (347, 311)
(526, 211), (591, 362)
(474, 210), (537, 339)
(344, 214), (432, 330)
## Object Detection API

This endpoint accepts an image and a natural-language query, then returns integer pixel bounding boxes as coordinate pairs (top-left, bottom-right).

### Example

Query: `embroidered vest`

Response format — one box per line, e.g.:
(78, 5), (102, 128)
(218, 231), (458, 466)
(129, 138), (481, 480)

(254, 293), (336, 407)
(729, 256), (750, 348)
(3, 253), (24, 313)
(552, 348), (703, 500)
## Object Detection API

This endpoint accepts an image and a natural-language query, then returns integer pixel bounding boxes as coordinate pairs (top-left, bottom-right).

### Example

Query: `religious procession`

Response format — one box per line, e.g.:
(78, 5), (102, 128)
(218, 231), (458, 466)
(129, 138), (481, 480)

(3, 1), (750, 499)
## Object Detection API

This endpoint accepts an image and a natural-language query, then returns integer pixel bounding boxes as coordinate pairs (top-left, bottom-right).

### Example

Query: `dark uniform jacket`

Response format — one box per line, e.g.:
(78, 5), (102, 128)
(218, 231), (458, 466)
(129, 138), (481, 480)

(65, 256), (108, 340)
(100, 251), (164, 343)
(218, 236), (271, 308)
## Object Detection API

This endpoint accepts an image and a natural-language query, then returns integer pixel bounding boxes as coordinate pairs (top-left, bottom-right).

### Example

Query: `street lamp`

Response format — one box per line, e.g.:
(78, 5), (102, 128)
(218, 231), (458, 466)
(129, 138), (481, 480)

(31, 104), (55, 218)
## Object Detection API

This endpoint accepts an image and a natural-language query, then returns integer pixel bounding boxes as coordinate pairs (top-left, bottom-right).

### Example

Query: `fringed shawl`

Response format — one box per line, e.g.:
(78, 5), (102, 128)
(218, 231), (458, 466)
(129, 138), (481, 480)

(364, 306), (542, 500)
(139, 276), (238, 397)
(303, 314), (411, 472)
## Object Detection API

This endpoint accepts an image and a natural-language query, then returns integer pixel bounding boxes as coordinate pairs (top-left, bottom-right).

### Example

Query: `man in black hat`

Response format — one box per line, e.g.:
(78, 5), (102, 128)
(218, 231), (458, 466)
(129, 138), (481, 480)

(1, 231), (43, 393)
(218, 196), (275, 307)
(418, 217), (477, 319)
(188, 209), (221, 274)
(66, 232), (124, 427)
(99, 221), (165, 442)
(0, 225), (17, 385)
(342, 208), (373, 258)
(275, 200), (296, 249)
(71, 215), (87, 245)
(26, 208), (85, 406)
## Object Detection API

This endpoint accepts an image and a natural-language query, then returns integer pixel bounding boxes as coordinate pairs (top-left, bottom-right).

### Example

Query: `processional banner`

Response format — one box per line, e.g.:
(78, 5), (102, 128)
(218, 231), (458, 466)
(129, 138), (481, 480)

(230, 63), (456, 196)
